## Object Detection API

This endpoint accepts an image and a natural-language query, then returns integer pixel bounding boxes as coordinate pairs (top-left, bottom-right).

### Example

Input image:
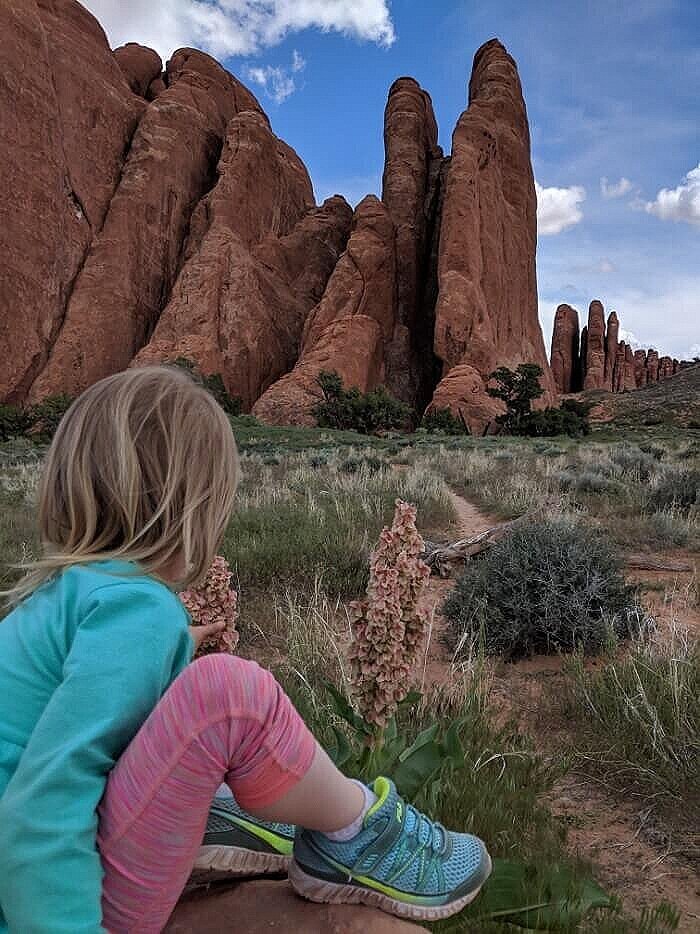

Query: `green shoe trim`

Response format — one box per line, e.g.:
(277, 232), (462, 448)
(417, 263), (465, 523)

(209, 809), (294, 856)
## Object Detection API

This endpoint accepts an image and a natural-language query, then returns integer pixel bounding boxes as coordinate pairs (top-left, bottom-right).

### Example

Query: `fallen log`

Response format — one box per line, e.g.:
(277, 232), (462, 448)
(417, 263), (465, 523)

(625, 555), (695, 573)
(422, 513), (533, 576)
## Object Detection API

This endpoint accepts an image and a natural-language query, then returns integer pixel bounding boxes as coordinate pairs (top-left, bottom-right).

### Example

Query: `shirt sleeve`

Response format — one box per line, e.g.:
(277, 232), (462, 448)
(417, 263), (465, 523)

(0, 581), (193, 934)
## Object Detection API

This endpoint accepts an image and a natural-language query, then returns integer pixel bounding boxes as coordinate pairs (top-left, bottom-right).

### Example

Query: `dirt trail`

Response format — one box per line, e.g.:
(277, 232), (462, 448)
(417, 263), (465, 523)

(420, 489), (700, 931)
(419, 490), (497, 689)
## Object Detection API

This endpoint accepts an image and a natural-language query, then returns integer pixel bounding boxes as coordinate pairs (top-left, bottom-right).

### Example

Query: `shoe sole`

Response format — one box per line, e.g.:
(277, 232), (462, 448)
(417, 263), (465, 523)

(288, 850), (492, 922)
(192, 844), (290, 880)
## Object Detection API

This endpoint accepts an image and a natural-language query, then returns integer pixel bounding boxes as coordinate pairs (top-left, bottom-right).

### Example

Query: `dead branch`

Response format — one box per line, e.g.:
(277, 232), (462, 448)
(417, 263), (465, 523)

(625, 555), (695, 573)
(422, 513), (533, 576)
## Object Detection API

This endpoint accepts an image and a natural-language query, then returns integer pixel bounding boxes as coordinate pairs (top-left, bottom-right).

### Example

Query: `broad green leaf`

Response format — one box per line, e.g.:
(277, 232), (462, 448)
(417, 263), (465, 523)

(397, 722), (440, 762)
(470, 859), (611, 930)
(444, 716), (467, 764)
(397, 690), (423, 709)
(324, 681), (373, 735)
(329, 726), (353, 769)
(392, 740), (443, 797)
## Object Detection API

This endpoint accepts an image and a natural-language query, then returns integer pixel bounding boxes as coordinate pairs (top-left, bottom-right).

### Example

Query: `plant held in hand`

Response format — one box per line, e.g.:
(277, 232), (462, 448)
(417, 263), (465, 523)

(180, 555), (239, 657)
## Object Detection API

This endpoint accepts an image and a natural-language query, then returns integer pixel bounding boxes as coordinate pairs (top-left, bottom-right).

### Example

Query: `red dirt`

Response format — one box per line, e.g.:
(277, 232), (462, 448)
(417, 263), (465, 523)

(418, 491), (700, 931)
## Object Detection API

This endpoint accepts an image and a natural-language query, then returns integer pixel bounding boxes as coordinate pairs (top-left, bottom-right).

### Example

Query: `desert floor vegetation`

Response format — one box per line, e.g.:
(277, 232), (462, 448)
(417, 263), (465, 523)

(1, 422), (697, 932)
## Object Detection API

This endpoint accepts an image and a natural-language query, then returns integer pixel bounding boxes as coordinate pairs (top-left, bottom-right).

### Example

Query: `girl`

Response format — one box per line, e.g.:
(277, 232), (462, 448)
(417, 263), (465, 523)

(0, 366), (490, 932)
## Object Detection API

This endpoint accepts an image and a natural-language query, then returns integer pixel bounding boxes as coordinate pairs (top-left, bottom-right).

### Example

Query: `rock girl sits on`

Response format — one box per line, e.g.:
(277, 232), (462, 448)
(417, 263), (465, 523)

(0, 366), (490, 932)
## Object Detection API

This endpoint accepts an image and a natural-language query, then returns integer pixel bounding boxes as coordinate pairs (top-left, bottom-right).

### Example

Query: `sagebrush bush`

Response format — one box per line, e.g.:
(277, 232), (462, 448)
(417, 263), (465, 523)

(444, 519), (640, 660)
(649, 467), (699, 511)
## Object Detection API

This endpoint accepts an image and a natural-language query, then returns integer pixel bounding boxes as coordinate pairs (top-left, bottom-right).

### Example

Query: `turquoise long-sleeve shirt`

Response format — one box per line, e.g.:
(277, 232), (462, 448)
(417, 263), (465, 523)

(0, 560), (194, 933)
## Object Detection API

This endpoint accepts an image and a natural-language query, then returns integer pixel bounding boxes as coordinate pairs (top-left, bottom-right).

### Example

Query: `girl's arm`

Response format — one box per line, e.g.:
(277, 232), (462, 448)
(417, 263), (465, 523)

(0, 582), (193, 934)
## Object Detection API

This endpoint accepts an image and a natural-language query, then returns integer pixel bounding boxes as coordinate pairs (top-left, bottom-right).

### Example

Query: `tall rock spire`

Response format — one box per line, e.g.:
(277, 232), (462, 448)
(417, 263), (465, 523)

(428, 39), (556, 433)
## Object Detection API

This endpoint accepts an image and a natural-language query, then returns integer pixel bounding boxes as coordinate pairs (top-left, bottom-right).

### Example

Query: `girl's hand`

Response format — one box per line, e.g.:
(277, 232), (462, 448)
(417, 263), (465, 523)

(189, 621), (226, 652)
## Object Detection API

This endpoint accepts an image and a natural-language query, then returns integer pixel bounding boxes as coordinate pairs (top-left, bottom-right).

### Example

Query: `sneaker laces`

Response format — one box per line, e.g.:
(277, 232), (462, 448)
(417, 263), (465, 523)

(403, 800), (446, 854)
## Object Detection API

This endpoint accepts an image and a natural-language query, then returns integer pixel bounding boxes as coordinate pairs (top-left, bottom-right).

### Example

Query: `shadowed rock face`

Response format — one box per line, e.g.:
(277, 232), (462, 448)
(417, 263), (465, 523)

(381, 77), (444, 407)
(430, 39), (556, 427)
(604, 311), (619, 391)
(30, 48), (264, 400)
(253, 196), (394, 424)
(551, 304), (581, 393)
(0, 0), (143, 401)
(634, 350), (648, 387)
(583, 301), (607, 390)
(2, 5), (557, 430)
(113, 43), (162, 97)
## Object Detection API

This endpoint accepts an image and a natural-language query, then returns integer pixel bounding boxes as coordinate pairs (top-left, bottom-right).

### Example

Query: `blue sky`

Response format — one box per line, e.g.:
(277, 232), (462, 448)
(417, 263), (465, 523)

(89, 0), (699, 360)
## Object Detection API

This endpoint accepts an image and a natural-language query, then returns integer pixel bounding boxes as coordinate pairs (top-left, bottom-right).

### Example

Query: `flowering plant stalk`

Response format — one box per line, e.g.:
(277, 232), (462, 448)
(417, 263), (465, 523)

(348, 499), (431, 729)
(180, 555), (239, 657)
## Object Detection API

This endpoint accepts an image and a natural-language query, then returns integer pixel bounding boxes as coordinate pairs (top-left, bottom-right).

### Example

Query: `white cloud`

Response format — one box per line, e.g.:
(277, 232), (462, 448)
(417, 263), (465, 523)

(535, 182), (586, 235)
(84, 0), (395, 60)
(600, 176), (633, 199)
(644, 164), (700, 226)
(618, 327), (642, 350)
(244, 50), (305, 103)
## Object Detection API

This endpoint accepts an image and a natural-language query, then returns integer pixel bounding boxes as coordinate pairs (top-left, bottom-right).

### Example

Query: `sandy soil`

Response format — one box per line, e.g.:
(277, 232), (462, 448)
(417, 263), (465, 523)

(419, 489), (700, 931)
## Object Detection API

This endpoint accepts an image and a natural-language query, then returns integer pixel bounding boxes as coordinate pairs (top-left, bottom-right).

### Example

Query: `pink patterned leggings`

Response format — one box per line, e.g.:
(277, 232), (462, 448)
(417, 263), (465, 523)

(97, 653), (317, 932)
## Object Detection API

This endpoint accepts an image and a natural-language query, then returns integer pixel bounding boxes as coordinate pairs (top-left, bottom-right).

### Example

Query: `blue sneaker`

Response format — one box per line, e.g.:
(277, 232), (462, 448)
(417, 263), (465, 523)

(193, 794), (295, 880)
(289, 777), (491, 922)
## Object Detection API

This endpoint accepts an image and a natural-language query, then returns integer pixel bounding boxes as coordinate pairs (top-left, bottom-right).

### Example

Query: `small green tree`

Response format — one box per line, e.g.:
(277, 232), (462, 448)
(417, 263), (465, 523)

(313, 371), (412, 434)
(421, 407), (469, 435)
(487, 364), (545, 433)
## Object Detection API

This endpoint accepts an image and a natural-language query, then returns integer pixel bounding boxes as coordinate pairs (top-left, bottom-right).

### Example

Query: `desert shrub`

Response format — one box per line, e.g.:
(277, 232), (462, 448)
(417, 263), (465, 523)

(422, 407), (468, 435)
(564, 627), (699, 808)
(648, 467), (699, 511)
(0, 396), (73, 444)
(444, 519), (640, 660)
(639, 442), (667, 460)
(26, 394), (74, 443)
(172, 357), (242, 416)
(518, 401), (591, 438)
(0, 405), (32, 442)
(607, 444), (657, 480)
(313, 371), (413, 434)
(644, 510), (692, 548)
(556, 468), (622, 496)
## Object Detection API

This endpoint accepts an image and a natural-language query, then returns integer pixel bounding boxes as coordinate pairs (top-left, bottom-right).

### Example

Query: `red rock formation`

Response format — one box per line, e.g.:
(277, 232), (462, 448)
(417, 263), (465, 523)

(550, 304), (580, 393)
(381, 77), (443, 405)
(580, 326), (588, 385)
(30, 50), (263, 400)
(647, 349), (660, 382)
(430, 40), (556, 426)
(113, 43), (162, 97)
(253, 196), (395, 424)
(0, 0), (143, 401)
(136, 193), (352, 408)
(659, 355), (674, 380)
(623, 344), (635, 390)
(583, 301), (606, 390)
(612, 341), (626, 393)
(167, 880), (423, 933)
(634, 349), (647, 387)
(425, 365), (504, 435)
(604, 311), (619, 391)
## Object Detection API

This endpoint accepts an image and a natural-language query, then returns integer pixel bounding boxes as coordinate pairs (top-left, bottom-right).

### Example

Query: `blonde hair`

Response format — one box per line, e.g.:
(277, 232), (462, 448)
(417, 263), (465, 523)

(5, 366), (239, 606)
